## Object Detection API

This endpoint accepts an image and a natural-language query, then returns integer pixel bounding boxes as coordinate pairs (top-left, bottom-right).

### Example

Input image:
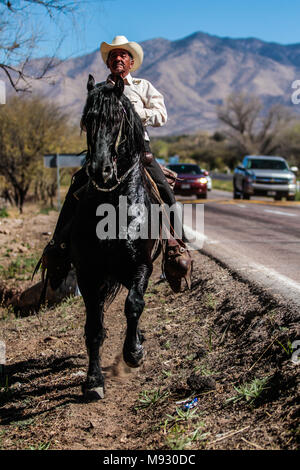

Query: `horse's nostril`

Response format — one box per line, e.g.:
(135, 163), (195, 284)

(104, 165), (111, 175)
(102, 165), (113, 182)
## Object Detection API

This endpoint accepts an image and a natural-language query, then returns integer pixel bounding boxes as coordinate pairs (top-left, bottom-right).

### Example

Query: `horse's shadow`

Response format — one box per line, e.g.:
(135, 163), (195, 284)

(0, 354), (89, 425)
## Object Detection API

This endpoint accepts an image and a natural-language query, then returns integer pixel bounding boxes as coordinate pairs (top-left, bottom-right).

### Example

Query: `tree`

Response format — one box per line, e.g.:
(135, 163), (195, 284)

(0, 95), (75, 212)
(151, 139), (169, 159)
(0, 0), (79, 91)
(217, 93), (295, 157)
(276, 122), (300, 168)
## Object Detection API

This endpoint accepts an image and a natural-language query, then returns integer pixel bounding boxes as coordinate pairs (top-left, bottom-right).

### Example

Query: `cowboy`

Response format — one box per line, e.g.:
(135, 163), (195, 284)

(40, 36), (191, 292)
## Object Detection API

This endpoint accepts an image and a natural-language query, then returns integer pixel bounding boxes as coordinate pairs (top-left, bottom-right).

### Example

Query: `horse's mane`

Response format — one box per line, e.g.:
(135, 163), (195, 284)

(82, 81), (146, 157)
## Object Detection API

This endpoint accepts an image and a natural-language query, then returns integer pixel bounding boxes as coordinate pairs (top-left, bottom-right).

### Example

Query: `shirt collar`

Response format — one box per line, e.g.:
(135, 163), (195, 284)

(124, 73), (133, 85)
(106, 73), (133, 85)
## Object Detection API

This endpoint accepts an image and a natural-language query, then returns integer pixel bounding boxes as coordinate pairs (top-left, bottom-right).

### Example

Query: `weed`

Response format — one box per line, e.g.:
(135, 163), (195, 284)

(205, 327), (218, 352)
(193, 365), (215, 376)
(163, 408), (208, 450)
(11, 418), (35, 429)
(39, 206), (56, 215)
(165, 406), (200, 427)
(0, 304), (15, 321)
(28, 441), (51, 450)
(275, 338), (294, 357)
(226, 376), (270, 406)
(0, 208), (8, 218)
(0, 255), (40, 280)
(162, 370), (172, 378)
(136, 388), (169, 409)
(165, 425), (193, 450)
(205, 293), (217, 311)
(186, 353), (197, 361)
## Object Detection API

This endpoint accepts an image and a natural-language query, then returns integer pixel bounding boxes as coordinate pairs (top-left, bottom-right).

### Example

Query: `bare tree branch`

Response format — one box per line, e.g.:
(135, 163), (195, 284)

(0, 0), (79, 91)
(217, 93), (295, 156)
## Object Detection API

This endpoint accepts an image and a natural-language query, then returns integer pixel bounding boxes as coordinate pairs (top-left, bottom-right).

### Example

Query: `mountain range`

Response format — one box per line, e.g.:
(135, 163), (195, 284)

(4, 31), (300, 136)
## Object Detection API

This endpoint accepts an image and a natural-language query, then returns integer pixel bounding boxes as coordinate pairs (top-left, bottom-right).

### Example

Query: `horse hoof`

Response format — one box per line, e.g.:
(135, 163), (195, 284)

(83, 386), (105, 400)
(123, 347), (144, 368)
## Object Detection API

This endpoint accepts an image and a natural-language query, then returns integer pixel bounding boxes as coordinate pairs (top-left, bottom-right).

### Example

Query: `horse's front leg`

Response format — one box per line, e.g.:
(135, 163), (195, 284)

(78, 275), (107, 400)
(123, 263), (152, 368)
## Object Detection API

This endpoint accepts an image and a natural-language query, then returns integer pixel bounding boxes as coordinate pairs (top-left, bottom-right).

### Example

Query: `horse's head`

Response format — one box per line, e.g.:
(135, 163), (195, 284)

(81, 74), (145, 189)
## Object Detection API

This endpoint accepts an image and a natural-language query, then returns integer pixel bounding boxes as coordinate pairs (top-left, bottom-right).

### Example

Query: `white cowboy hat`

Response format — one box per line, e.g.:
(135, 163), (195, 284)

(100, 35), (143, 72)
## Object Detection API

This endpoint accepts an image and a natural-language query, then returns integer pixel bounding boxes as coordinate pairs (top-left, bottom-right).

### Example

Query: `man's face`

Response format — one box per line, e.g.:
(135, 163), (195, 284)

(107, 48), (134, 78)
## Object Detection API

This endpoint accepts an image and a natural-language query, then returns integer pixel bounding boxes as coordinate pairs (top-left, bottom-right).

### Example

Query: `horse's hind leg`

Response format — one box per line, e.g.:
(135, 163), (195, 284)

(123, 264), (152, 368)
(78, 276), (107, 400)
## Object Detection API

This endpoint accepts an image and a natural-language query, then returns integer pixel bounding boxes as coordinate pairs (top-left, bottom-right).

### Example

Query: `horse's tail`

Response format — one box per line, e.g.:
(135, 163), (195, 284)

(104, 280), (122, 309)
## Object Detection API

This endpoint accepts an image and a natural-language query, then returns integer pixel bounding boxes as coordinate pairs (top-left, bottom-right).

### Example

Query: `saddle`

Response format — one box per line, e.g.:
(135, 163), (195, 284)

(142, 152), (178, 190)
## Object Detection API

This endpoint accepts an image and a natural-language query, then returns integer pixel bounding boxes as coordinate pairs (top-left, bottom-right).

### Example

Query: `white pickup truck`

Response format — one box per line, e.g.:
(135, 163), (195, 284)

(233, 155), (298, 201)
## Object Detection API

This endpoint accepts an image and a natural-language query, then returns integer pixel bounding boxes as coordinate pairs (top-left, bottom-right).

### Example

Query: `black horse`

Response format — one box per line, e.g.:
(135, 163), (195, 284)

(71, 74), (160, 399)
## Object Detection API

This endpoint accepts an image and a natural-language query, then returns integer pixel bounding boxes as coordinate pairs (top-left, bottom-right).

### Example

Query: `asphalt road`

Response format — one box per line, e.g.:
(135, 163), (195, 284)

(180, 189), (300, 307)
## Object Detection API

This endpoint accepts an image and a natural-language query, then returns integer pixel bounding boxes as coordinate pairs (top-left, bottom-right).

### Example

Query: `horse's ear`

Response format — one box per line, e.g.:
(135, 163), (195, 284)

(113, 75), (124, 98)
(87, 74), (95, 92)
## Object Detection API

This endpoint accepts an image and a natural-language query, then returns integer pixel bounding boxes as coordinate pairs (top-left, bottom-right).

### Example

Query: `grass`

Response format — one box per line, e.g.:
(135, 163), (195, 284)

(226, 376), (270, 406)
(28, 441), (51, 450)
(204, 293), (217, 311)
(275, 338), (294, 357)
(0, 208), (9, 218)
(212, 179), (233, 192)
(193, 365), (215, 376)
(164, 406), (200, 426)
(39, 206), (58, 215)
(162, 370), (172, 378)
(0, 254), (40, 280)
(136, 388), (169, 409)
(11, 418), (35, 430)
(163, 407), (208, 450)
(165, 425), (206, 450)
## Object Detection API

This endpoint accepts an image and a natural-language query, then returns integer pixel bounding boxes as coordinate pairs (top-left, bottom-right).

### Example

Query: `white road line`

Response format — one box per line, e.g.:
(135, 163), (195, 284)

(247, 261), (300, 293)
(183, 224), (207, 250)
(184, 223), (300, 297)
(264, 209), (297, 217)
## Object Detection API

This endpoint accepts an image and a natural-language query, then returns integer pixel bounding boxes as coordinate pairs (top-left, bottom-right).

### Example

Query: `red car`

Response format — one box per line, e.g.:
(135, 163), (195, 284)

(167, 163), (208, 199)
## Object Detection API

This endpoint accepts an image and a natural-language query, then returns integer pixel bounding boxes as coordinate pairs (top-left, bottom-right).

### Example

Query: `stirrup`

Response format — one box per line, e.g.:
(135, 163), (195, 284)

(163, 238), (193, 293)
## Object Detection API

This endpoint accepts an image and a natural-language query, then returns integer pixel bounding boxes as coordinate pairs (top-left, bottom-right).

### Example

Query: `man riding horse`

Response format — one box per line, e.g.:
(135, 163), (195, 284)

(41, 35), (192, 293)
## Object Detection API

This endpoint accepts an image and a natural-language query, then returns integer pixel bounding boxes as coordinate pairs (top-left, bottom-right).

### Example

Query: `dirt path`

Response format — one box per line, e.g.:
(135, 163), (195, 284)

(0, 208), (299, 450)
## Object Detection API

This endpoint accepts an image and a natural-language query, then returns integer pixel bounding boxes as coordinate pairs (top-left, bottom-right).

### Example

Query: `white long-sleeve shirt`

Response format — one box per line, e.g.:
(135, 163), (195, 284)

(107, 73), (168, 141)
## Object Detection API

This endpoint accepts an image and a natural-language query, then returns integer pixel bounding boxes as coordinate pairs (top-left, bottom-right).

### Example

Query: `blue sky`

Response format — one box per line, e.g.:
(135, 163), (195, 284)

(36, 0), (300, 59)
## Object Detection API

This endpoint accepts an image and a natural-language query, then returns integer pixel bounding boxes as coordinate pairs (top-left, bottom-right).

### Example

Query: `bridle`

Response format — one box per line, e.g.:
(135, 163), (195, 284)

(85, 101), (139, 193)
